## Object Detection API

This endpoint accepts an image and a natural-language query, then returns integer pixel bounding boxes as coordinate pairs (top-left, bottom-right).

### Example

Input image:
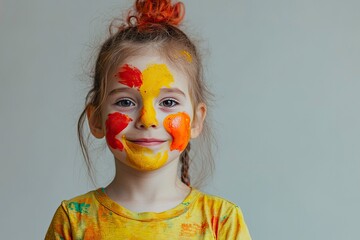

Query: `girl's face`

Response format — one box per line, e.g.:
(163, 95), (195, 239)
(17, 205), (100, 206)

(88, 51), (206, 171)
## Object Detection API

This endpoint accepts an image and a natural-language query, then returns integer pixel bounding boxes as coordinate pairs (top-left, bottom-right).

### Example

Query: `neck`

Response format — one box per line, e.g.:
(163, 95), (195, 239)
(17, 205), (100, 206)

(105, 157), (190, 211)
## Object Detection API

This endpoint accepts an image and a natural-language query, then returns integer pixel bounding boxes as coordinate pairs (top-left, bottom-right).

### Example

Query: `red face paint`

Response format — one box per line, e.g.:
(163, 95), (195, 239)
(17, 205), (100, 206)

(105, 112), (132, 150)
(163, 112), (191, 151)
(115, 64), (142, 89)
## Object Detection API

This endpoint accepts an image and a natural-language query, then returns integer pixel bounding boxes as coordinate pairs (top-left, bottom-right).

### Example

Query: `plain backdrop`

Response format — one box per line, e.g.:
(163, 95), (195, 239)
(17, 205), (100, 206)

(1, 0), (360, 239)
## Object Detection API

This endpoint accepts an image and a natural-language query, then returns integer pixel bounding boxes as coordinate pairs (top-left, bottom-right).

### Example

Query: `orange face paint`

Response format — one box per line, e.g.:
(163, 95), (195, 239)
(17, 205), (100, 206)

(105, 112), (132, 150)
(116, 64), (142, 89)
(163, 112), (191, 151)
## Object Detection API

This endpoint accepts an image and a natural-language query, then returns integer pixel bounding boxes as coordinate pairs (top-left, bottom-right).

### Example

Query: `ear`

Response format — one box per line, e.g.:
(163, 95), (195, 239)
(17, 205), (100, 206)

(86, 104), (105, 139)
(191, 103), (207, 139)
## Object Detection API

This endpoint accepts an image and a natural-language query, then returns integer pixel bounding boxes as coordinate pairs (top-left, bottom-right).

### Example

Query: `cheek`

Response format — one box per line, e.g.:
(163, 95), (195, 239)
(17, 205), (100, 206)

(163, 112), (191, 151)
(105, 112), (132, 150)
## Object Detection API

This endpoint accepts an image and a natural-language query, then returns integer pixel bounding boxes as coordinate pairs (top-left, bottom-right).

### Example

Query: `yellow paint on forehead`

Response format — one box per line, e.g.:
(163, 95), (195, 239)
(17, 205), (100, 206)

(139, 64), (174, 128)
(180, 50), (192, 63)
(122, 137), (169, 171)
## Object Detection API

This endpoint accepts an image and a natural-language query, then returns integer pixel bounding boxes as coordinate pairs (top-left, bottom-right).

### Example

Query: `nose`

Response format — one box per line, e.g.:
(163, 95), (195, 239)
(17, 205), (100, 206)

(136, 102), (158, 129)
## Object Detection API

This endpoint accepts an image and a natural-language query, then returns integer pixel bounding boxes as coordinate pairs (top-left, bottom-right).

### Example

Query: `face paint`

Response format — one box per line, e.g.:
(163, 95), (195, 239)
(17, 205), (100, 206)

(110, 62), (188, 171)
(139, 64), (174, 127)
(163, 112), (191, 151)
(121, 64), (175, 170)
(123, 137), (169, 171)
(180, 50), (192, 63)
(116, 64), (142, 89)
(105, 112), (132, 150)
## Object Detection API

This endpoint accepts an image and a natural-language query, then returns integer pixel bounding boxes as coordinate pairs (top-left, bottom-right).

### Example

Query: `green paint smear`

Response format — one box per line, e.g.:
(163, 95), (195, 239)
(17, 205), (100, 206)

(68, 202), (90, 214)
(220, 215), (228, 222)
(182, 202), (190, 206)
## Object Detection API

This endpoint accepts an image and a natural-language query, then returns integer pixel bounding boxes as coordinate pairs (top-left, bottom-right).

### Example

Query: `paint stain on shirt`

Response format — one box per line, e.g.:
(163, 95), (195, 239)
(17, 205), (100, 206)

(68, 202), (90, 214)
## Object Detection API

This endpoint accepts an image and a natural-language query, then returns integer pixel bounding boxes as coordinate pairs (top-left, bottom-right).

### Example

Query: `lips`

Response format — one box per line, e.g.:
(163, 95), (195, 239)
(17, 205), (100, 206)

(126, 138), (167, 147)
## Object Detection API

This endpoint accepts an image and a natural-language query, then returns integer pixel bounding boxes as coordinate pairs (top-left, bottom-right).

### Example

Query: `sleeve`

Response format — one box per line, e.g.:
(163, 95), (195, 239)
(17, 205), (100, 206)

(45, 202), (73, 240)
(218, 205), (252, 240)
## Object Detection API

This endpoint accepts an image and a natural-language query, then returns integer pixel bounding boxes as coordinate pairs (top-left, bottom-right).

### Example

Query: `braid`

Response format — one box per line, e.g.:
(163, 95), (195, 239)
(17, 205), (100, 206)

(180, 143), (191, 186)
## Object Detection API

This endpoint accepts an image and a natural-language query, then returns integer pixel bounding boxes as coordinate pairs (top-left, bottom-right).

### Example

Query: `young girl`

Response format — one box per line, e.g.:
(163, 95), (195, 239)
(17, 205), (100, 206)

(46, 0), (251, 239)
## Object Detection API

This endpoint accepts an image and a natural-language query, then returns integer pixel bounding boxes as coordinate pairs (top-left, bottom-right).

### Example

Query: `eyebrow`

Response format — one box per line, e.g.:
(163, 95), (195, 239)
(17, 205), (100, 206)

(160, 88), (186, 97)
(108, 87), (137, 96)
(109, 87), (186, 97)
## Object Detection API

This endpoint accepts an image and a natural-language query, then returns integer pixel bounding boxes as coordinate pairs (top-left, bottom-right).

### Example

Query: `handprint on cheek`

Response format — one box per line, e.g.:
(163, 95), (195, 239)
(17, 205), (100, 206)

(163, 112), (191, 151)
(105, 112), (132, 150)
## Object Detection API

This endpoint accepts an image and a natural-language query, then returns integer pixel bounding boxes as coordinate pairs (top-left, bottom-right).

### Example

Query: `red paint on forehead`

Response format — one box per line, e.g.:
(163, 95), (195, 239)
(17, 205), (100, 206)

(163, 112), (191, 151)
(105, 112), (132, 150)
(115, 64), (142, 89)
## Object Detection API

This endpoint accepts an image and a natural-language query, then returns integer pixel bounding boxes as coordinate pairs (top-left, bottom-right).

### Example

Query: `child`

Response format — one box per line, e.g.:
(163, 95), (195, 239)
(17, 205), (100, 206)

(46, 0), (251, 239)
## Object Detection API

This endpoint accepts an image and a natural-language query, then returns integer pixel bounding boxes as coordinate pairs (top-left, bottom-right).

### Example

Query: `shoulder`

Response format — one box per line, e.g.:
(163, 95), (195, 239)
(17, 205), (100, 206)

(45, 189), (101, 239)
(191, 189), (252, 239)
(65, 189), (99, 202)
(60, 189), (101, 215)
(194, 189), (241, 211)
(191, 189), (248, 223)
(198, 190), (238, 204)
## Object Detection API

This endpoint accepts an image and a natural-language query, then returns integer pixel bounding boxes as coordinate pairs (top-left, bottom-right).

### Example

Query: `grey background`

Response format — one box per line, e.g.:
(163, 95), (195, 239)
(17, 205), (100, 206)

(1, 0), (359, 239)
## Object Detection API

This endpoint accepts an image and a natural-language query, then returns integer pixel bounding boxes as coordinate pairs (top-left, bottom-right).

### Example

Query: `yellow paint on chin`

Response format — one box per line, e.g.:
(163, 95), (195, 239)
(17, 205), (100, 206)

(122, 136), (169, 171)
(139, 64), (174, 127)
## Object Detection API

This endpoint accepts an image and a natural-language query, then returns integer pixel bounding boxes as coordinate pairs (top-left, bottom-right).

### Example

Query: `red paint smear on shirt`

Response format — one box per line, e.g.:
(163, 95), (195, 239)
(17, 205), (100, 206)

(115, 64), (142, 89)
(105, 112), (132, 150)
(163, 112), (190, 151)
(211, 216), (220, 237)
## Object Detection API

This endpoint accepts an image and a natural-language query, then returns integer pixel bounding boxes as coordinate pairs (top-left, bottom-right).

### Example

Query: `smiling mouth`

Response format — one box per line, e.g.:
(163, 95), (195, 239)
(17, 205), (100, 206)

(127, 138), (167, 147)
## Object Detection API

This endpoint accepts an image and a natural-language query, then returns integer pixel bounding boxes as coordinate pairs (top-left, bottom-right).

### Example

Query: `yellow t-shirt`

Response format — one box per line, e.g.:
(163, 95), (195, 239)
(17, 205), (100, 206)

(45, 188), (251, 240)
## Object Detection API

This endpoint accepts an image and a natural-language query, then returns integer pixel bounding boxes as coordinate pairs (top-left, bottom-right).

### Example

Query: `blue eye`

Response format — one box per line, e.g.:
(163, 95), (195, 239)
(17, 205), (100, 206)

(160, 99), (179, 108)
(115, 99), (135, 107)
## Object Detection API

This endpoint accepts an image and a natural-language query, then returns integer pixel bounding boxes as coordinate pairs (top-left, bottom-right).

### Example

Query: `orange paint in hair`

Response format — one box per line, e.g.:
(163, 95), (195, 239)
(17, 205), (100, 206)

(116, 64), (142, 89)
(130, 0), (185, 27)
(163, 112), (190, 151)
(106, 112), (132, 150)
(180, 50), (192, 63)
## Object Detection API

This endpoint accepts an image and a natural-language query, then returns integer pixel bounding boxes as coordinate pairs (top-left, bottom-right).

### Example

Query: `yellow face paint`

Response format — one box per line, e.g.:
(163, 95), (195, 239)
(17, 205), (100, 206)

(122, 136), (169, 171)
(180, 50), (192, 63)
(139, 64), (174, 127)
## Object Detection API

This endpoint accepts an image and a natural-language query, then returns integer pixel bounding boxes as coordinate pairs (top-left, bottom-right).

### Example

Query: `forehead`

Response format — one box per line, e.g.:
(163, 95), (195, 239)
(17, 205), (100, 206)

(123, 51), (165, 70)
(110, 51), (190, 91)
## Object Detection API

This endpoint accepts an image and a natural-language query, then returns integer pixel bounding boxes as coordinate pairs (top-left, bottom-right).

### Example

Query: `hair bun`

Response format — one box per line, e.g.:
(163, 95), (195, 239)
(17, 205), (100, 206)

(130, 0), (185, 26)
